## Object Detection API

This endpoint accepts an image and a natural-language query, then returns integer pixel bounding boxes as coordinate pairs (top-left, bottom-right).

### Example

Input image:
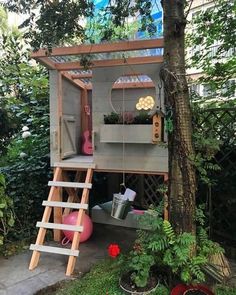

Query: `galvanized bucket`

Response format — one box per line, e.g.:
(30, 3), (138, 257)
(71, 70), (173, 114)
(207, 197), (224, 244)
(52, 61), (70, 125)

(111, 194), (130, 220)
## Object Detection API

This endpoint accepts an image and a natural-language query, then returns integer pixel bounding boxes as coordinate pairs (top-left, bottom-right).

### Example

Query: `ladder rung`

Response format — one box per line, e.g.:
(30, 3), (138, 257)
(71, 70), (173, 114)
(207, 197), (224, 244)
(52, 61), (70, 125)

(42, 201), (88, 210)
(48, 181), (92, 189)
(30, 244), (79, 256)
(54, 162), (96, 169)
(36, 222), (83, 232)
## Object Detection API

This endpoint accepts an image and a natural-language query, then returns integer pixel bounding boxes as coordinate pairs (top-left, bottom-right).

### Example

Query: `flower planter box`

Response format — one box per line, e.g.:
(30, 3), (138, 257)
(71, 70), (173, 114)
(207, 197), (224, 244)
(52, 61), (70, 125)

(100, 124), (153, 144)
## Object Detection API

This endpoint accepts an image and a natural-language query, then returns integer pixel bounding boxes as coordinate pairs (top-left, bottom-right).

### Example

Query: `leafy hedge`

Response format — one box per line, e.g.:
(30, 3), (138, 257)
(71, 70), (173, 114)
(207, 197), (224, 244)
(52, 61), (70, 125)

(0, 26), (51, 246)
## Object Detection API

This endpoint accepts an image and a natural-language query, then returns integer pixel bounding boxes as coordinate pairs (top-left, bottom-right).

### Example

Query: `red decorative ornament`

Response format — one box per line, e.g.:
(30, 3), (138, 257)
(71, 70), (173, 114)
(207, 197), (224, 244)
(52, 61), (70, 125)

(108, 244), (120, 258)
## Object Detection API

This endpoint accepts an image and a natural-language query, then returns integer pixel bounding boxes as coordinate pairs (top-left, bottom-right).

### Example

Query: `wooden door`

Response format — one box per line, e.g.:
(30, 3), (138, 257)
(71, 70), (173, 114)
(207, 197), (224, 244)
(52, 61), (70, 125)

(61, 115), (77, 159)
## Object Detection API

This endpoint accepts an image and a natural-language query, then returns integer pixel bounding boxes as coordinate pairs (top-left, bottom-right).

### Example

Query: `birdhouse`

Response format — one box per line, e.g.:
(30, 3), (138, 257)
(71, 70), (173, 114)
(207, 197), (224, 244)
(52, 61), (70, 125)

(152, 109), (165, 143)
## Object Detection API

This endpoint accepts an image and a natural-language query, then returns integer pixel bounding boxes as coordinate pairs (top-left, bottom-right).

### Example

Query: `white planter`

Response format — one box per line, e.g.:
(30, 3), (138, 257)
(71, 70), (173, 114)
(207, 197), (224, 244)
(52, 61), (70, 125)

(100, 124), (153, 144)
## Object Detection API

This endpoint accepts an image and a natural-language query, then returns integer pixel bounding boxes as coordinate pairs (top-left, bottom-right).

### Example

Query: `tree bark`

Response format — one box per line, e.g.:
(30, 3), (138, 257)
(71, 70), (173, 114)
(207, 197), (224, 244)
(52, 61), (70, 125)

(161, 0), (196, 234)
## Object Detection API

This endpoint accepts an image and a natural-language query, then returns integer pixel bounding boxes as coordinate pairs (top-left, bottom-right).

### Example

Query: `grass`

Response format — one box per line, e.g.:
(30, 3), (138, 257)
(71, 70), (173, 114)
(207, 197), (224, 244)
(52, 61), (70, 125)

(40, 257), (169, 295)
(215, 285), (236, 295)
(35, 258), (236, 295)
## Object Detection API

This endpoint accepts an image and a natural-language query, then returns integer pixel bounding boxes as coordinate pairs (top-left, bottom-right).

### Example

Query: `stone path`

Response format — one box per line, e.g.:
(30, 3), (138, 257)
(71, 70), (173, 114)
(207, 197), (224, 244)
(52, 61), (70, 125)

(0, 224), (136, 295)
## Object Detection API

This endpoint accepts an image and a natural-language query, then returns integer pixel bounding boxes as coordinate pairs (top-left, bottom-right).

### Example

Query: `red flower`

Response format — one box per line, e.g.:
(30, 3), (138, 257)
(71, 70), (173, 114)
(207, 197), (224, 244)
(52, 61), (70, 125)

(108, 244), (120, 258)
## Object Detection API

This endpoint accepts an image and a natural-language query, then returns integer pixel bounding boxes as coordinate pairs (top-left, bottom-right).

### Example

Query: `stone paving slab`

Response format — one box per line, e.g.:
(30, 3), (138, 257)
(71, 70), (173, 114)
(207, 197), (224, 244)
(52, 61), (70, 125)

(0, 224), (136, 295)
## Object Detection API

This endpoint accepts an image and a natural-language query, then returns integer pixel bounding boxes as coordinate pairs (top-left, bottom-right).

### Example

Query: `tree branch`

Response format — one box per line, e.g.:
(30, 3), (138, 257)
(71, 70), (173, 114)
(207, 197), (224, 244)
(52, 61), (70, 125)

(185, 0), (194, 19)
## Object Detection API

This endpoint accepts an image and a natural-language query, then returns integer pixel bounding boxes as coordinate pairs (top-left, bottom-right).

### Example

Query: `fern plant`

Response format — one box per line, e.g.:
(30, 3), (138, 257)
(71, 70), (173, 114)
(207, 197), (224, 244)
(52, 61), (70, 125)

(126, 202), (223, 287)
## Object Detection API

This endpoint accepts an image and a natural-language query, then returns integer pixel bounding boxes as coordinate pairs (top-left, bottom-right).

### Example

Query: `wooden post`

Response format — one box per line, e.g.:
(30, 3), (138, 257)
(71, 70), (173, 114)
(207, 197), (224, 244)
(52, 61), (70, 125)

(164, 173), (169, 220)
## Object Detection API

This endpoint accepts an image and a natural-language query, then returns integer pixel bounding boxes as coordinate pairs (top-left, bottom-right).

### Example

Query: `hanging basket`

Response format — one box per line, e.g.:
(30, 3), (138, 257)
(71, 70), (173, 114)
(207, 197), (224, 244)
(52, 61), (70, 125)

(111, 194), (131, 220)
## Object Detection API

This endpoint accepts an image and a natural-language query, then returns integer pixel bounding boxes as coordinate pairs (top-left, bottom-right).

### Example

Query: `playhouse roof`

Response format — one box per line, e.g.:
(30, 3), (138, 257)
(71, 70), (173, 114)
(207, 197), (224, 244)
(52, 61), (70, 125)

(32, 38), (164, 90)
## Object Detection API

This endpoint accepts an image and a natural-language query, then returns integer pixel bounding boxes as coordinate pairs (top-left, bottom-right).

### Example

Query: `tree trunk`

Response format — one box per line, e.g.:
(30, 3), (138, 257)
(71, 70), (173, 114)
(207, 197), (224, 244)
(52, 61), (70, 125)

(161, 0), (196, 234)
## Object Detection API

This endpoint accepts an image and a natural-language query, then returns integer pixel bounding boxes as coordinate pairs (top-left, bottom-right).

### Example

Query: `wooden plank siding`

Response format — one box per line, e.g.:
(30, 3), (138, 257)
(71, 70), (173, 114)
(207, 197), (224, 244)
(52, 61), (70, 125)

(92, 63), (168, 173)
(49, 56), (168, 174)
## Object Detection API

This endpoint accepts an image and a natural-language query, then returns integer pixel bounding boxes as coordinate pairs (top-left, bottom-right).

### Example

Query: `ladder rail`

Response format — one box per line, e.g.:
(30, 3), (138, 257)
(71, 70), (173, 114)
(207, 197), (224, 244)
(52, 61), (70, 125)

(29, 166), (94, 276)
(29, 167), (63, 270)
(66, 168), (93, 276)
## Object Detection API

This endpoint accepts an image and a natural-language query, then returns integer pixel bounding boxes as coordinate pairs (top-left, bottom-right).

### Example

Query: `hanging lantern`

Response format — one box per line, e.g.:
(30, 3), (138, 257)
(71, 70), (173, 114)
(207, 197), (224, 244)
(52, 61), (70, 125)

(136, 96), (155, 111)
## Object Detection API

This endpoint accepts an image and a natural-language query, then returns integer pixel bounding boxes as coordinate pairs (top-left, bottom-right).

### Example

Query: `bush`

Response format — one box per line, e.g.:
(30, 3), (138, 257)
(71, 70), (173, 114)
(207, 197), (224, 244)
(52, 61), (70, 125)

(0, 173), (14, 245)
(1, 131), (51, 241)
(0, 27), (51, 244)
(0, 84), (51, 242)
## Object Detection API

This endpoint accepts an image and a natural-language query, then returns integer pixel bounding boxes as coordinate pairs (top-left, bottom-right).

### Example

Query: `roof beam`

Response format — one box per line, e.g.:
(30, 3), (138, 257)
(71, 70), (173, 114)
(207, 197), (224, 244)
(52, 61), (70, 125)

(61, 71), (87, 90)
(86, 81), (155, 90)
(37, 57), (57, 70)
(71, 73), (92, 79)
(113, 81), (155, 89)
(55, 56), (163, 71)
(32, 38), (164, 58)
(71, 72), (145, 79)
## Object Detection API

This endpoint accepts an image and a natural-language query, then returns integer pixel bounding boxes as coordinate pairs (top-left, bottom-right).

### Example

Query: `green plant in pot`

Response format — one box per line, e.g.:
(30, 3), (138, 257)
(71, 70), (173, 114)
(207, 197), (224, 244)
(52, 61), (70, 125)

(119, 204), (167, 294)
(103, 111), (152, 125)
(133, 110), (152, 124)
(120, 203), (224, 294)
(104, 112), (121, 124)
(120, 246), (158, 294)
(163, 205), (225, 294)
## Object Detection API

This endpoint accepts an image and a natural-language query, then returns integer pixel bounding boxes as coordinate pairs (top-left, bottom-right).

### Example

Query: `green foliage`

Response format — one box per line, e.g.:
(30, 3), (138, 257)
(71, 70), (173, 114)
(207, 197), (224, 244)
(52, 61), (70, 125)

(188, 0), (236, 102)
(104, 112), (121, 124)
(0, 18), (51, 244)
(104, 111), (152, 125)
(0, 173), (14, 246)
(192, 105), (222, 185)
(127, 203), (223, 286)
(215, 285), (236, 295)
(55, 259), (124, 295)
(129, 250), (155, 287)
(4, 1), (156, 48)
(50, 258), (169, 295)
(1, 102), (50, 242)
(86, 12), (139, 43)
(133, 111), (152, 124)
(4, 1), (94, 49)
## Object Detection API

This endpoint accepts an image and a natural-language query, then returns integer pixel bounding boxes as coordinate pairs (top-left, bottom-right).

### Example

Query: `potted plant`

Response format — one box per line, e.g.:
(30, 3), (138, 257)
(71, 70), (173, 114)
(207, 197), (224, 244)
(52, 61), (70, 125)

(119, 203), (224, 294)
(166, 205), (226, 294)
(171, 284), (214, 295)
(119, 246), (159, 294)
(119, 203), (168, 294)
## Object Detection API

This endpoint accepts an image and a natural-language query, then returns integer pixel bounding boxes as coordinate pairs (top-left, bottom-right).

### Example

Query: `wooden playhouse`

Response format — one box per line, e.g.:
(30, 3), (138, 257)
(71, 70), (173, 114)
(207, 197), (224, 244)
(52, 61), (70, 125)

(29, 38), (168, 275)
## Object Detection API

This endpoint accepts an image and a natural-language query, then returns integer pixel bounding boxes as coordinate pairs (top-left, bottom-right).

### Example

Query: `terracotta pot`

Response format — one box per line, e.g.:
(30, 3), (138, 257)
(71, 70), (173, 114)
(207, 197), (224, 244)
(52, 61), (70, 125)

(171, 284), (214, 295)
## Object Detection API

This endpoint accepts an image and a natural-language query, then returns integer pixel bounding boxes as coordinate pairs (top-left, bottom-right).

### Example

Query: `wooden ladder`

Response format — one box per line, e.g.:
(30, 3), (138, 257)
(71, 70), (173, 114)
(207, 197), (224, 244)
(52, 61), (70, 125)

(29, 165), (94, 276)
